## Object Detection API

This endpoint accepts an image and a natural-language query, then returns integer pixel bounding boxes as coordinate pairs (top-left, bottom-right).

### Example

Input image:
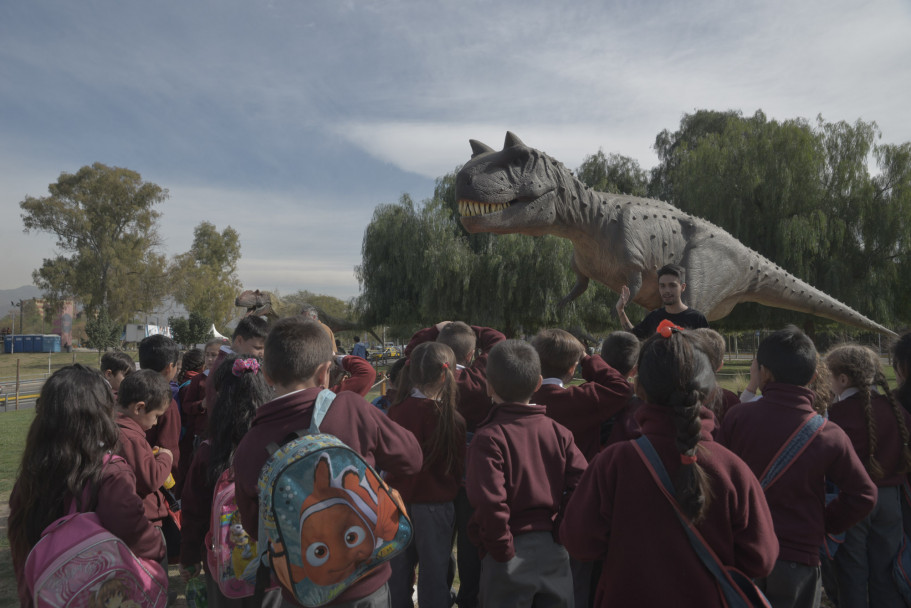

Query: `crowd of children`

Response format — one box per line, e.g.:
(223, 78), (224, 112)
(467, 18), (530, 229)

(9, 312), (911, 608)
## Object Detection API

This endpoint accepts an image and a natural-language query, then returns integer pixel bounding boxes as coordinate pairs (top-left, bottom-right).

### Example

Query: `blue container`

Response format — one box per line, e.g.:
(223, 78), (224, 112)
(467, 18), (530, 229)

(41, 335), (61, 353)
(3, 335), (11, 354)
(13, 335), (24, 353)
(22, 335), (36, 353)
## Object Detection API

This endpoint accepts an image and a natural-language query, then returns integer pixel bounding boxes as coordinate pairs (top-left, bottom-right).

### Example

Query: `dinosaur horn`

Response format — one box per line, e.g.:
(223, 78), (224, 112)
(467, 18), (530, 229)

(504, 131), (525, 148)
(470, 139), (494, 157)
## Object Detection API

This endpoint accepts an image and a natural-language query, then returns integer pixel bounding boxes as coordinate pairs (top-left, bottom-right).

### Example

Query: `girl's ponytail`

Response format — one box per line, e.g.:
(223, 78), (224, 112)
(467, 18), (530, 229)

(408, 342), (465, 476)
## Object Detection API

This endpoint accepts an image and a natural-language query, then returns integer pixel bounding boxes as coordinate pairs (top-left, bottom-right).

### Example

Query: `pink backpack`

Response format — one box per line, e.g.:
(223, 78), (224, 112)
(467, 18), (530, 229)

(206, 467), (273, 598)
(23, 455), (168, 607)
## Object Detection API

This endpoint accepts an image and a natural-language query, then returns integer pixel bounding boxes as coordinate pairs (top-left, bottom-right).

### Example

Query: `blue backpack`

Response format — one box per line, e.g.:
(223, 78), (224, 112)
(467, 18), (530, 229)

(256, 389), (413, 606)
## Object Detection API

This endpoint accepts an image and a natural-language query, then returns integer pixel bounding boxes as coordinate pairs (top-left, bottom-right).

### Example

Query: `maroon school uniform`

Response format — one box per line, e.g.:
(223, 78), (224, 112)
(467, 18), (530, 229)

(533, 354), (632, 461)
(181, 371), (209, 437)
(144, 397), (180, 477)
(829, 391), (911, 487)
(603, 396), (644, 447)
(561, 404), (778, 607)
(10, 456), (166, 608)
(720, 382), (877, 565)
(179, 440), (214, 569)
(466, 402), (587, 562)
(233, 387), (423, 605)
(406, 325), (506, 432)
(204, 346), (233, 414)
(330, 354), (376, 397)
(116, 412), (173, 524)
(386, 394), (466, 503)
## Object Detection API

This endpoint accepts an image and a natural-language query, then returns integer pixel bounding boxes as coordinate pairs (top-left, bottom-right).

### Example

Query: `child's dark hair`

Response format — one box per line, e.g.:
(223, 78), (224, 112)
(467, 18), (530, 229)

(264, 317), (333, 386)
(178, 348), (205, 384)
(207, 355), (272, 484)
(8, 365), (120, 567)
(657, 263), (685, 282)
(487, 340), (541, 403)
(117, 369), (172, 411)
(756, 326), (817, 386)
(232, 315), (269, 342)
(436, 321), (476, 363)
(531, 329), (584, 379)
(601, 331), (640, 376)
(405, 342), (465, 476)
(690, 328), (725, 370)
(893, 332), (911, 412)
(100, 350), (134, 376)
(138, 334), (180, 373)
(637, 331), (716, 523)
(826, 344), (911, 479)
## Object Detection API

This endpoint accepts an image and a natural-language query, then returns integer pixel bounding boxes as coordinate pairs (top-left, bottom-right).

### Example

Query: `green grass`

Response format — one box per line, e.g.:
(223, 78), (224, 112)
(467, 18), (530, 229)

(0, 351), (102, 379)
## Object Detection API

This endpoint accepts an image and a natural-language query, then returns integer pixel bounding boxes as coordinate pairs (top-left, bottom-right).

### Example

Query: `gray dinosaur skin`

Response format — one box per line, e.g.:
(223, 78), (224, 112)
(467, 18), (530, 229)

(455, 132), (894, 336)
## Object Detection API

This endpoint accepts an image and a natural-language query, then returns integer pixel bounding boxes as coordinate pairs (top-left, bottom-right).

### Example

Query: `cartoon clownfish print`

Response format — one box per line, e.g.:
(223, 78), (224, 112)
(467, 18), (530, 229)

(274, 453), (402, 588)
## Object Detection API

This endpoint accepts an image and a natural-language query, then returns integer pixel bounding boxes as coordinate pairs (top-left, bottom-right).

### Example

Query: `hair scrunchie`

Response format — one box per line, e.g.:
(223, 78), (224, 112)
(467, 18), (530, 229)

(656, 319), (684, 338)
(232, 358), (260, 377)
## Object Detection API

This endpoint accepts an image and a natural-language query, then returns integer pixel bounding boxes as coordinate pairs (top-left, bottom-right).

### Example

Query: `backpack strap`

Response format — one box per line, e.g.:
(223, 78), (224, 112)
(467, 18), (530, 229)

(633, 435), (759, 608)
(266, 389), (338, 454)
(758, 414), (826, 490)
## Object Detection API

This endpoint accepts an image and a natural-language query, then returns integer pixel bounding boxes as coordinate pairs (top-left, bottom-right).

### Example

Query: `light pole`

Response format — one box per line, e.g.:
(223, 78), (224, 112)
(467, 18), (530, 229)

(9, 300), (18, 354)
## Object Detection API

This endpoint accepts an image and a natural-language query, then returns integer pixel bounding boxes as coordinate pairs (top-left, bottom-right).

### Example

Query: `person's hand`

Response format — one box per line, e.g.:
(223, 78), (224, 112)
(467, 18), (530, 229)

(747, 358), (761, 393)
(615, 285), (630, 313)
(435, 320), (452, 332)
(155, 447), (173, 461)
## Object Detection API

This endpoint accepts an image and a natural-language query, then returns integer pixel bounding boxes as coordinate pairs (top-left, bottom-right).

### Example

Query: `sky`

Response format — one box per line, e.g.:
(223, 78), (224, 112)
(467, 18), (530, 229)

(2, 0), (910, 303)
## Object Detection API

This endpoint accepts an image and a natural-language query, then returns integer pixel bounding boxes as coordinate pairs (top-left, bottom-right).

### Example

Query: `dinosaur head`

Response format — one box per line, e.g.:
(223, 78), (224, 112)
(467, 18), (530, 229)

(456, 132), (563, 235)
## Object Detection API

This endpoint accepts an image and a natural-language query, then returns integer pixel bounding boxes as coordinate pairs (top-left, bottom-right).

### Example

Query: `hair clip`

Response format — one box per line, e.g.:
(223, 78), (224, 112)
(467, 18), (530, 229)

(680, 453), (697, 465)
(232, 358), (260, 377)
(657, 319), (684, 338)
(441, 362), (450, 369)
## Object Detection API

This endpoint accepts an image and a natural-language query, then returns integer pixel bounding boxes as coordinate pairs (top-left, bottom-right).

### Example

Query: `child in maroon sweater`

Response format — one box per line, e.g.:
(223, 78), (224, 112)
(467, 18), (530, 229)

(115, 369), (174, 572)
(466, 340), (586, 608)
(386, 342), (467, 608)
(721, 327), (876, 608)
(824, 344), (911, 607)
(232, 317), (423, 607)
(562, 327), (778, 608)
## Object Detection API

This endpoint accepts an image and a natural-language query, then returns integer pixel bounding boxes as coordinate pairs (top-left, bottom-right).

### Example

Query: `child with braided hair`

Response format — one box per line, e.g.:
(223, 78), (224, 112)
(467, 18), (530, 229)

(562, 325), (778, 607)
(824, 344), (911, 607)
(386, 342), (467, 608)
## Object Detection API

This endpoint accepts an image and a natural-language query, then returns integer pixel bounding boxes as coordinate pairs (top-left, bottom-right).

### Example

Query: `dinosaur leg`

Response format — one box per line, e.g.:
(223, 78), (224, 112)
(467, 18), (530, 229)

(556, 255), (590, 309)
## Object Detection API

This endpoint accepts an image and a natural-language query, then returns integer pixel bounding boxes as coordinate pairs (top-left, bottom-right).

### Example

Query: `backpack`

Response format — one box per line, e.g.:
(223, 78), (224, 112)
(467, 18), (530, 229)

(256, 389), (413, 607)
(206, 464), (275, 598)
(23, 454), (168, 607)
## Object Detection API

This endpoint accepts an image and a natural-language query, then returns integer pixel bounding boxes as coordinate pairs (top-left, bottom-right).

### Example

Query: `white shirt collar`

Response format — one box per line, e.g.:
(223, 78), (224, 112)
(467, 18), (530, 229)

(540, 377), (564, 388)
(411, 387), (429, 399)
(835, 387), (860, 402)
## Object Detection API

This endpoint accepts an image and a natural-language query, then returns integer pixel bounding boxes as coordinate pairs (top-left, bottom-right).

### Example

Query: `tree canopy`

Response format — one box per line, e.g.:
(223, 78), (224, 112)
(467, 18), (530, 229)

(20, 163), (170, 323)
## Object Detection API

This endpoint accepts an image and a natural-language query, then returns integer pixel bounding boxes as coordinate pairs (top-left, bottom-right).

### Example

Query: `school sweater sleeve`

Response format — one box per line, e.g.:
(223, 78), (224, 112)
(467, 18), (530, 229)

(578, 354), (633, 415)
(179, 442), (215, 568)
(559, 449), (614, 562)
(181, 374), (207, 416)
(405, 326), (439, 357)
(362, 400), (423, 477)
(334, 355), (377, 397)
(823, 428), (878, 534)
(123, 433), (173, 497)
(146, 398), (181, 476)
(95, 458), (167, 563)
(466, 431), (514, 562)
(728, 461), (779, 578)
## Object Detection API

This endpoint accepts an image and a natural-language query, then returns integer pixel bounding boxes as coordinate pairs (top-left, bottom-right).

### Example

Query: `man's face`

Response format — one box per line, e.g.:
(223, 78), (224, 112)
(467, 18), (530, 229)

(235, 336), (266, 358)
(658, 274), (685, 306)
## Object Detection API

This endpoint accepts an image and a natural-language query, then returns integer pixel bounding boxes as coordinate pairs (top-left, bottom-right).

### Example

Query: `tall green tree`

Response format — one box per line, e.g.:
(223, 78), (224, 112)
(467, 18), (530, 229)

(20, 163), (170, 323)
(84, 309), (122, 353)
(169, 311), (212, 348)
(576, 149), (649, 197)
(170, 222), (242, 328)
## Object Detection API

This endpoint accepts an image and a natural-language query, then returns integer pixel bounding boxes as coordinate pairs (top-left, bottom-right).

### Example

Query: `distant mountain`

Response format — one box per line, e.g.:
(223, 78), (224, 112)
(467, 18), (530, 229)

(0, 286), (42, 317)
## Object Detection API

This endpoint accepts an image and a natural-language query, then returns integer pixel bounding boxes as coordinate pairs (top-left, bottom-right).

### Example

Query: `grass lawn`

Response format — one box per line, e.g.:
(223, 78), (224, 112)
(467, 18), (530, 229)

(0, 351), (103, 380)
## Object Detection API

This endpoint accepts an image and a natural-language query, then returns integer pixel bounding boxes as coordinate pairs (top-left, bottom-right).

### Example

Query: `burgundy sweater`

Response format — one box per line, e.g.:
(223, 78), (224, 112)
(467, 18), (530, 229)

(144, 397), (181, 477)
(533, 354), (632, 461)
(117, 412), (173, 523)
(386, 395), (466, 503)
(180, 371), (209, 435)
(406, 325), (506, 432)
(466, 402), (587, 562)
(561, 404), (778, 608)
(719, 382), (877, 565)
(828, 391), (911, 487)
(179, 440), (216, 568)
(329, 355), (377, 397)
(233, 387), (423, 605)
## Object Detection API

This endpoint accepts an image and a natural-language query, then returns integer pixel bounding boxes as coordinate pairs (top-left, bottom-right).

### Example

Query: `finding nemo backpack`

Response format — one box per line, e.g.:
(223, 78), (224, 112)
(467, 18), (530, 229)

(256, 389), (413, 607)
(23, 454), (168, 607)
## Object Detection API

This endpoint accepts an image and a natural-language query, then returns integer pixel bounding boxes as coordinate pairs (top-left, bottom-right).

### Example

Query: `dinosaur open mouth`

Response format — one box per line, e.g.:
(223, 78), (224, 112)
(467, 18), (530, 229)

(458, 199), (511, 217)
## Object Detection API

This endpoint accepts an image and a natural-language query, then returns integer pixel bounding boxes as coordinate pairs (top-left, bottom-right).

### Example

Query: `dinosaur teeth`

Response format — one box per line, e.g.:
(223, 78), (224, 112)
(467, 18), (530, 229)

(458, 200), (509, 217)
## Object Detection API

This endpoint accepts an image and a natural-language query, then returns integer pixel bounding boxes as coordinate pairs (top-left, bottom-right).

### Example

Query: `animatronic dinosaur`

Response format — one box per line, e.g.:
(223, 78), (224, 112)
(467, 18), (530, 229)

(455, 132), (894, 336)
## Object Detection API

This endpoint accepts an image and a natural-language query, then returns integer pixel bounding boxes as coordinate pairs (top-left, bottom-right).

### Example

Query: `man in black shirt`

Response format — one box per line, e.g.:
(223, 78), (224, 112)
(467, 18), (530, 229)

(615, 263), (709, 340)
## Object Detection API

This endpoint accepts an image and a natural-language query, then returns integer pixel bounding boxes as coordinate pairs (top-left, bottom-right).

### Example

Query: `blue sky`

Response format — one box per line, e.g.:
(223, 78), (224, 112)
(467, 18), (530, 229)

(2, 0), (910, 301)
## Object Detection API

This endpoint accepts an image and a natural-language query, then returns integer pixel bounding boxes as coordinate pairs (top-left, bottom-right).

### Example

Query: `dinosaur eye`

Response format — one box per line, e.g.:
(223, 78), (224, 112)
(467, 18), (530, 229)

(344, 526), (366, 548)
(305, 542), (330, 566)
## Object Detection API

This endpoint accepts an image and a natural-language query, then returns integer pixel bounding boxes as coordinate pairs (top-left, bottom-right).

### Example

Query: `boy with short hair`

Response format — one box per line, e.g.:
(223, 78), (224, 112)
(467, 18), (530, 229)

(690, 327), (742, 421)
(720, 326), (876, 608)
(205, 315), (269, 411)
(233, 317), (422, 606)
(115, 369), (174, 571)
(138, 334), (181, 477)
(600, 331), (640, 379)
(101, 350), (135, 396)
(466, 340), (586, 608)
